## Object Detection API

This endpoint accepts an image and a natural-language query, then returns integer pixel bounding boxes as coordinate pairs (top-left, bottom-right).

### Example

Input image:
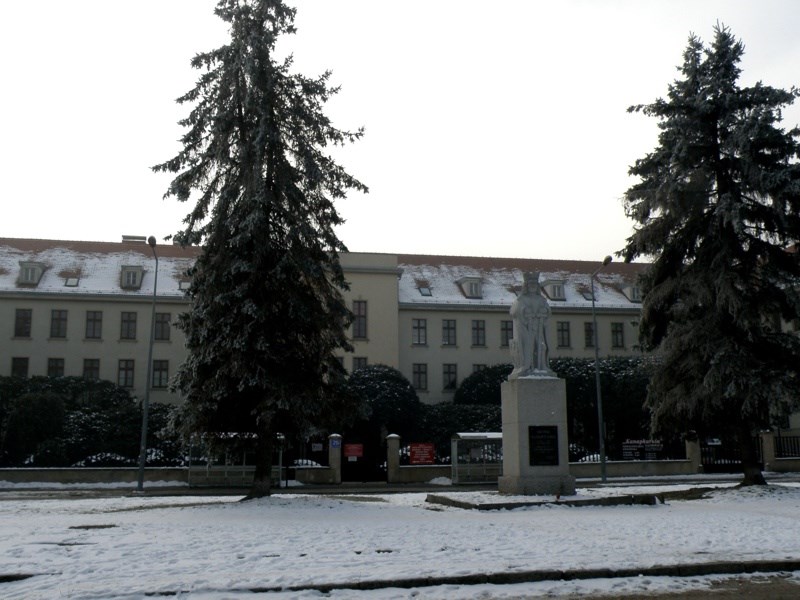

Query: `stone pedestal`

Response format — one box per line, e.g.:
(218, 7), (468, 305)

(498, 376), (575, 496)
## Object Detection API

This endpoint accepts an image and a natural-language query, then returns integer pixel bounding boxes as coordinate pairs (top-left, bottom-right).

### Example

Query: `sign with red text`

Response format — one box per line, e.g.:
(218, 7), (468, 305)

(409, 443), (436, 465)
(343, 443), (364, 458)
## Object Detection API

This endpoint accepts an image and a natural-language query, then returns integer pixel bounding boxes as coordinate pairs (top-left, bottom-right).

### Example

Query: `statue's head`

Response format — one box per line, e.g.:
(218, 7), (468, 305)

(523, 271), (541, 293)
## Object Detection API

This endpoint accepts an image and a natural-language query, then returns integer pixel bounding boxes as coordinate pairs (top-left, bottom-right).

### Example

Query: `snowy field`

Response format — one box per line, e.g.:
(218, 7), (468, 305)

(1, 481), (800, 599)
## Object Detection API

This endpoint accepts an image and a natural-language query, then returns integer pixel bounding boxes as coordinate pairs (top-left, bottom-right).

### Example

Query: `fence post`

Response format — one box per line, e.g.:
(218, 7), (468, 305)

(386, 434), (401, 483)
(328, 433), (342, 484)
(685, 437), (702, 473)
(760, 430), (776, 472)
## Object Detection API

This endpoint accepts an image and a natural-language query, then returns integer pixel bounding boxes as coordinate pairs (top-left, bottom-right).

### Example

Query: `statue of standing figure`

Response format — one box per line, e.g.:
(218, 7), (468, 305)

(509, 272), (554, 378)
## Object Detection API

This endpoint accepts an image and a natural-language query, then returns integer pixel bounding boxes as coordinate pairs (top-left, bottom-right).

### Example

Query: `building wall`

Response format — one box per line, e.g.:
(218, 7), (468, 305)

(338, 253), (400, 371)
(1, 239), (647, 408)
(0, 293), (188, 404)
(399, 305), (643, 404)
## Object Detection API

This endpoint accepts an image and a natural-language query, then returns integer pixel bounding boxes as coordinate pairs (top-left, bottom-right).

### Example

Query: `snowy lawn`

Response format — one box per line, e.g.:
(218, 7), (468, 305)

(1, 483), (800, 599)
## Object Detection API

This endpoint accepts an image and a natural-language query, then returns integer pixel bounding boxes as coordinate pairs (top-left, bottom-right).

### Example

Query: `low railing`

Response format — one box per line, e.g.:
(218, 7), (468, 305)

(775, 435), (800, 458)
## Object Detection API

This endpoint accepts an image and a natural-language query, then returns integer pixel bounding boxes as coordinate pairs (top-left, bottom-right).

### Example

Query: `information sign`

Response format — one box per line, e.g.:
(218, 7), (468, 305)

(528, 426), (559, 466)
(409, 443), (436, 465)
(344, 443), (364, 458)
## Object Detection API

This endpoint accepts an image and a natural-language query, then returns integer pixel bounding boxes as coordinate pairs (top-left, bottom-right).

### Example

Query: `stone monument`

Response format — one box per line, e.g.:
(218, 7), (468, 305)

(498, 272), (576, 496)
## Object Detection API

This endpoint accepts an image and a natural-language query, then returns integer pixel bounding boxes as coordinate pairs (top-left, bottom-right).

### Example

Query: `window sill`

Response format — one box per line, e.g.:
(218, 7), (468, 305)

(471, 345), (487, 349)
(84, 338), (104, 342)
(441, 345), (458, 349)
(47, 337), (68, 341)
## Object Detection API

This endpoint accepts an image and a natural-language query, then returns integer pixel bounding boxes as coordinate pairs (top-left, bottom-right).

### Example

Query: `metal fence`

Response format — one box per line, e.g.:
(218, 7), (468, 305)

(775, 435), (800, 458)
(700, 437), (762, 472)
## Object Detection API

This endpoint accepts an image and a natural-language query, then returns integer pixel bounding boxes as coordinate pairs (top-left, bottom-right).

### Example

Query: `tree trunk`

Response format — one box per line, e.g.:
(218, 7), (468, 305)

(739, 424), (766, 486)
(245, 416), (274, 499)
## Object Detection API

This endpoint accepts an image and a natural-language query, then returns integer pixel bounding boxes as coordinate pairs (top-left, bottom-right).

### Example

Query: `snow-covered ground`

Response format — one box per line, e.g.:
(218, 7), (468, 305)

(1, 481), (800, 599)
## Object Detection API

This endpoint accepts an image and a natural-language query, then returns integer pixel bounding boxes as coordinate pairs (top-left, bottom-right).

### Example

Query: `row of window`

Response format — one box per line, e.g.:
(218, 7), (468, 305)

(9, 357), (170, 388)
(13, 309), (172, 341)
(410, 319), (626, 349)
(411, 363), (472, 392)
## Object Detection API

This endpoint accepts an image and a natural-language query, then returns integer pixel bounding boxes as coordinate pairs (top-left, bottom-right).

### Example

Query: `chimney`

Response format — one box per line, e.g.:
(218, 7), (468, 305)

(121, 235), (147, 243)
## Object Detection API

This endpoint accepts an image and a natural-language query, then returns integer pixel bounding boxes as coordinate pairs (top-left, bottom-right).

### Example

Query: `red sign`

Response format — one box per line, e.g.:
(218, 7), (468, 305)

(409, 443), (436, 465)
(343, 443), (364, 458)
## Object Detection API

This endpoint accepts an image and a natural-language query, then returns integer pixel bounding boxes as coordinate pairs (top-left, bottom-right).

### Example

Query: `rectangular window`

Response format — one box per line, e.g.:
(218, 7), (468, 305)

(584, 322), (595, 348)
(443, 364), (458, 391)
(120, 311), (137, 340)
(556, 321), (571, 348)
(611, 322), (625, 348)
(353, 357), (368, 372)
(47, 358), (65, 378)
(118, 359), (135, 388)
(83, 359), (100, 381)
(471, 320), (486, 346)
(500, 320), (513, 347)
(352, 300), (367, 339)
(411, 318), (427, 345)
(50, 310), (68, 338)
(152, 360), (169, 388)
(11, 357), (29, 378)
(14, 309), (32, 338)
(154, 313), (171, 341)
(412, 363), (428, 391)
(86, 311), (103, 339)
(442, 319), (457, 346)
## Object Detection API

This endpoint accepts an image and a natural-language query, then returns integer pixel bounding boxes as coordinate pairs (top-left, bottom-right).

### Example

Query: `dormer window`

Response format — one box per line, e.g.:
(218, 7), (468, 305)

(625, 285), (642, 303)
(179, 280), (191, 291)
(582, 291), (596, 301)
(64, 277), (80, 287)
(457, 277), (482, 299)
(18, 261), (45, 286)
(414, 278), (432, 296)
(542, 280), (566, 301)
(120, 266), (144, 290)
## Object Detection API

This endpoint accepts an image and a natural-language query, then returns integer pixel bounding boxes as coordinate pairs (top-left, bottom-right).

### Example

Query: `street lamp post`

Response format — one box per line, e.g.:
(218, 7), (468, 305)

(136, 236), (158, 492)
(591, 255), (612, 483)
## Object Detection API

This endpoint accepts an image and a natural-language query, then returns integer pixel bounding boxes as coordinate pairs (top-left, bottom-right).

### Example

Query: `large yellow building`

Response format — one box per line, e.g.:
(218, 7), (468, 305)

(1, 237), (647, 405)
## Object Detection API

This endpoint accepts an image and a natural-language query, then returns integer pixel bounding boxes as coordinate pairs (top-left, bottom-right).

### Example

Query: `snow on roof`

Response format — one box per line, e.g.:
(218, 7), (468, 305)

(0, 238), (199, 299)
(398, 254), (648, 309)
(0, 239), (651, 309)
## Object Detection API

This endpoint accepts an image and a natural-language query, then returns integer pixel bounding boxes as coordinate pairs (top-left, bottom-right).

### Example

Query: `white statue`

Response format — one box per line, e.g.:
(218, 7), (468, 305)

(509, 272), (554, 378)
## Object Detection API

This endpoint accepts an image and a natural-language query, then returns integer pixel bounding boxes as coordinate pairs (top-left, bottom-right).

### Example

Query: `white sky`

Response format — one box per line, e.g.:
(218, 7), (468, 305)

(2, 1), (800, 260)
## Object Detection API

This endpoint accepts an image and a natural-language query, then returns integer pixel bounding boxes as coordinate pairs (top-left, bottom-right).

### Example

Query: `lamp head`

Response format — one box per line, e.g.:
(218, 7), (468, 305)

(602, 255), (612, 266)
(147, 236), (156, 249)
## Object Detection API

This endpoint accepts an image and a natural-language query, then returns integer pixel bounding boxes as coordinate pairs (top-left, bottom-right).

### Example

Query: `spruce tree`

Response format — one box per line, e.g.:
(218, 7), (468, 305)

(153, 0), (366, 497)
(621, 26), (800, 485)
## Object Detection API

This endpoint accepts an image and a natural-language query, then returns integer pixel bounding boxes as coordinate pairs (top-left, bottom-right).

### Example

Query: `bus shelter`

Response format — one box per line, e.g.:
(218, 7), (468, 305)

(450, 432), (503, 484)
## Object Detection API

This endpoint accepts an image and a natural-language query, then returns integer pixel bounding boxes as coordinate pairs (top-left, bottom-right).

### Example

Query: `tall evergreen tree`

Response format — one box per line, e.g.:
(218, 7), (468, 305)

(621, 26), (800, 485)
(153, 0), (366, 497)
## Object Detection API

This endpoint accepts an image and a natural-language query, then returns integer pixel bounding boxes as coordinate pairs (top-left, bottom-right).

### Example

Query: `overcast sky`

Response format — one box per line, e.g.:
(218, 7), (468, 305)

(2, 1), (800, 261)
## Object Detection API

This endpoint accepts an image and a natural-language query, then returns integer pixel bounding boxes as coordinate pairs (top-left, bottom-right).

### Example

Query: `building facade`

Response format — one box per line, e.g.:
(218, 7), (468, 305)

(1, 237), (647, 405)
